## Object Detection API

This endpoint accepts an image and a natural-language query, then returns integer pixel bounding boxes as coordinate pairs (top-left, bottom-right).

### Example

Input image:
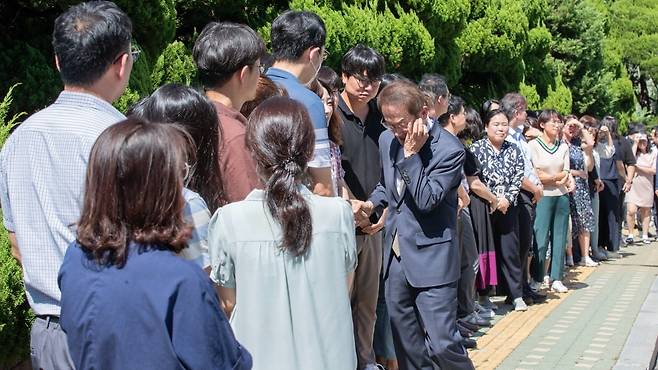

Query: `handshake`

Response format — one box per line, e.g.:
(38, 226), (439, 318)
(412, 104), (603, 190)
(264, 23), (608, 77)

(349, 199), (385, 235)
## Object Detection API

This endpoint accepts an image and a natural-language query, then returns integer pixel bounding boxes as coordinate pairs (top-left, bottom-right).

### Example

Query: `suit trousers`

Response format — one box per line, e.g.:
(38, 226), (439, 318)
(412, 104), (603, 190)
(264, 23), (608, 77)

(31, 317), (74, 370)
(351, 232), (383, 369)
(457, 208), (478, 317)
(599, 179), (621, 251)
(491, 205), (523, 300)
(517, 192), (535, 290)
(385, 255), (474, 370)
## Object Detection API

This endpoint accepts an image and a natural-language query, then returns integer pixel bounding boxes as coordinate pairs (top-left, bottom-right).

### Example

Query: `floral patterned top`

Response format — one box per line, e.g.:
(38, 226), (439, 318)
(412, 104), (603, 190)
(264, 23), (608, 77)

(469, 138), (525, 205)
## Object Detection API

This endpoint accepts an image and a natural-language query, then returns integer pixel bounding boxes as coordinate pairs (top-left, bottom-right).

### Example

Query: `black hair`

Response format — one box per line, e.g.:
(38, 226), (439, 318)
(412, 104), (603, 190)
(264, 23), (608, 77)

(341, 44), (385, 80)
(52, 1), (132, 86)
(459, 107), (483, 142)
(500, 92), (527, 121)
(378, 73), (411, 94)
(317, 66), (342, 93)
(127, 84), (225, 212)
(271, 10), (326, 62)
(418, 73), (449, 99)
(537, 109), (563, 131)
(246, 96), (315, 256)
(481, 99), (500, 117)
(483, 108), (509, 127)
(438, 95), (466, 127)
(600, 116), (619, 139)
(193, 22), (266, 89)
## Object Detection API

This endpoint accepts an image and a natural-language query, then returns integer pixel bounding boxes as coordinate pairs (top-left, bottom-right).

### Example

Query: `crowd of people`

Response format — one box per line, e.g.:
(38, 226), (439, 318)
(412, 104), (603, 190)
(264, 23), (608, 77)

(1, 1), (655, 370)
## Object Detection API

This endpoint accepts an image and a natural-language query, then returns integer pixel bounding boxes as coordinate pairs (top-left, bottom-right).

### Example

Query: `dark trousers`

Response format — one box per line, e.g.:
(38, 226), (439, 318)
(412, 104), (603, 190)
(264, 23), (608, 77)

(457, 208), (478, 317)
(385, 256), (474, 370)
(491, 205), (523, 300)
(517, 192), (535, 291)
(599, 179), (621, 251)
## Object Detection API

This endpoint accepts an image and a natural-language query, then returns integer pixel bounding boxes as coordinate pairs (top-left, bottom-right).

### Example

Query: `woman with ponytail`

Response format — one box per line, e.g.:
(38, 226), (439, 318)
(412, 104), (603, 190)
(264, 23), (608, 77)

(208, 96), (358, 370)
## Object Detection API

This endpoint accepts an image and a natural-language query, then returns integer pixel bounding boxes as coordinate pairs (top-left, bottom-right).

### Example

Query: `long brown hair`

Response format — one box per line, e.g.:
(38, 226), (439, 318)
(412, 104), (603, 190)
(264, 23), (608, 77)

(77, 118), (192, 267)
(246, 97), (315, 256)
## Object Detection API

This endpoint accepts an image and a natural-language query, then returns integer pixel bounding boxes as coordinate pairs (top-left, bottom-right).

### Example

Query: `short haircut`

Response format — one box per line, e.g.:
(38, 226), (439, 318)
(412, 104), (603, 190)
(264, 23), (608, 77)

(500, 92), (527, 121)
(579, 115), (599, 129)
(52, 1), (132, 86)
(341, 44), (385, 79)
(193, 22), (265, 89)
(378, 81), (425, 117)
(77, 118), (192, 267)
(418, 73), (449, 100)
(537, 109), (563, 130)
(271, 10), (326, 61)
(438, 95), (466, 127)
(483, 109), (508, 127)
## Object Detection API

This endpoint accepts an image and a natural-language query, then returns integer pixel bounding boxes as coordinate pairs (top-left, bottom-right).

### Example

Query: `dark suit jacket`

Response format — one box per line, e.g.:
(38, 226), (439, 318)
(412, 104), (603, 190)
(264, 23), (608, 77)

(369, 123), (465, 288)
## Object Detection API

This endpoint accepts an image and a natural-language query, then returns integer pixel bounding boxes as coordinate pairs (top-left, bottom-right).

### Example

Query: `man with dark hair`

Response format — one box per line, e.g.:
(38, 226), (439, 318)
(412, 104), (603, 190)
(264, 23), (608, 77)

(0, 2), (133, 368)
(266, 10), (335, 196)
(354, 81), (474, 370)
(419, 73), (450, 120)
(193, 22), (264, 203)
(336, 43), (386, 370)
(500, 93), (546, 308)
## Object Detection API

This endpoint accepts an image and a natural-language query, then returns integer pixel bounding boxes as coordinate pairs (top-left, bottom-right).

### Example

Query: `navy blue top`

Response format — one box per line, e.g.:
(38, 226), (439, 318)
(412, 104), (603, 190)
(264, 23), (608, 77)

(58, 242), (252, 370)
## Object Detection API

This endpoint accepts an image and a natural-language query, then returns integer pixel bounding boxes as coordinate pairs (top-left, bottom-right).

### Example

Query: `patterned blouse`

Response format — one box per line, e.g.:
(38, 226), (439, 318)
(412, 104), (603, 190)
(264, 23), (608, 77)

(469, 138), (525, 205)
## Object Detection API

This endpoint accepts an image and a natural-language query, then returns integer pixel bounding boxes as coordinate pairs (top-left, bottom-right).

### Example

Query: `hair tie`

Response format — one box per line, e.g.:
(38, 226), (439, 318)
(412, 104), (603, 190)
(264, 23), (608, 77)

(281, 157), (297, 174)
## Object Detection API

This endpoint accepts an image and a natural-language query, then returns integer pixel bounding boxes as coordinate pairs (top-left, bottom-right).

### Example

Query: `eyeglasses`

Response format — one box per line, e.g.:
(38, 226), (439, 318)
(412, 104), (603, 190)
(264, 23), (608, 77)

(322, 48), (329, 61)
(113, 44), (141, 64)
(183, 162), (195, 187)
(351, 74), (381, 87)
(255, 62), (265, 74)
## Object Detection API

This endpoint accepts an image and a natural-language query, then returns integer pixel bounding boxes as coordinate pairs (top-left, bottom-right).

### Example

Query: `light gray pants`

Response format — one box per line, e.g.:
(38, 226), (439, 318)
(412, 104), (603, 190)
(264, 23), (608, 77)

(351, 232), (383, 369)
(30, 316), (74, 370)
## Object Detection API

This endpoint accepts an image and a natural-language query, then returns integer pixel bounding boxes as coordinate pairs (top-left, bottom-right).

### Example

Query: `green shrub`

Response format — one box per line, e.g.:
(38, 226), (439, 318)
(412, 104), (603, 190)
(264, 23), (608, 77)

(150, 41), (197, 88)
(0, 84), (32, 368)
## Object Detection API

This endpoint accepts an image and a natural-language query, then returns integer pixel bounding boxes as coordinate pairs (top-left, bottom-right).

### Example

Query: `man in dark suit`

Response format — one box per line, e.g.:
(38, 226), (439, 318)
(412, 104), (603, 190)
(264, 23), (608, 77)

(354, 81), (474, 370)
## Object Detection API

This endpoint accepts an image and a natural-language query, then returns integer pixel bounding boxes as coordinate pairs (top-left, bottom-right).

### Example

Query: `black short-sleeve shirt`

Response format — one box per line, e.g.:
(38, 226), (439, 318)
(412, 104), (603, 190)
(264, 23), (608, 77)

(337, 95), (385, 201)
(463, 148), (481, 178)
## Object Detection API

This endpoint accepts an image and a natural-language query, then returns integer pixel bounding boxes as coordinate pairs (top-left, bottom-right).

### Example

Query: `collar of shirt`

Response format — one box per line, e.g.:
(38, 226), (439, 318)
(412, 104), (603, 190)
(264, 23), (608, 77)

(427, 118), (435, 132)
(506, 125), (525, 143)
(212, 101), (247, 125)
(55, 91), (125, 120)
(265, 67), (299, 84)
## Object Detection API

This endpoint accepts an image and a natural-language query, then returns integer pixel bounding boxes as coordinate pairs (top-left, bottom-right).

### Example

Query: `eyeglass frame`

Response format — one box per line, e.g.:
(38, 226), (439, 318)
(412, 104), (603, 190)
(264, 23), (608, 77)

(113, 43), (142, 64)
(349, 73), (382, 87)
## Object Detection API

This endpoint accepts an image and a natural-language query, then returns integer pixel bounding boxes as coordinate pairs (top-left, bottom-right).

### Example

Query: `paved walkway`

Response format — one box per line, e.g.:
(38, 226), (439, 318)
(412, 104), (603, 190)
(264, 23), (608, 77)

(468, 243), (658, 370)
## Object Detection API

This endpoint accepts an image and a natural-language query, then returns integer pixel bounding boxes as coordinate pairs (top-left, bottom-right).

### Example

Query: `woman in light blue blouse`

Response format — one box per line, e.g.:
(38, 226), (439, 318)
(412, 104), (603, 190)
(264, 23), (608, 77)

(208, 96), (358, 370)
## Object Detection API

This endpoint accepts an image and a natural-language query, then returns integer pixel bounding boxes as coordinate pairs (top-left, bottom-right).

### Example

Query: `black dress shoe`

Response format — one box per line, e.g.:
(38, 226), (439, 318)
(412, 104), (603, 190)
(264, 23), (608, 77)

(456, 322), (473, 338)
(528, 290), (547, 303)
(462, 338), (477, 349)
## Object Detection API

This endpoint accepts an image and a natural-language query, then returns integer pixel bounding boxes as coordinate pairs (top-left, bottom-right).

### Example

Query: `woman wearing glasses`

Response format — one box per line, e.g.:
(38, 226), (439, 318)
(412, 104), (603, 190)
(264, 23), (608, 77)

(469, 109), (526, 311)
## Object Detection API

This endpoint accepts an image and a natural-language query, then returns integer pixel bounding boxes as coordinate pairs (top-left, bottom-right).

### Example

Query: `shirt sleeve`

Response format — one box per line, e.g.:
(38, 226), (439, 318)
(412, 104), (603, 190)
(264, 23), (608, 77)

(622, 140), (637, 165)
(563, 144), (571, 172)
(307, 98), (332, 168)
(505, 146), (524, 204)
(207, 208), (236, 288)
(463, 149), (480, 177)
(220, 134), (261, 203)
(180, 194), (211, 269)
(171, 271), (252, 370)
(0, 148), (14, 232)
(339, 202), (358, 273)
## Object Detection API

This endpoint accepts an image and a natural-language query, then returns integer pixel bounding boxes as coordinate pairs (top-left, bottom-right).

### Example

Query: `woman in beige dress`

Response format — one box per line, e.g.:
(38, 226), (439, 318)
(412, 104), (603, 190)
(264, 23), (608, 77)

(625, 133), (657, 244)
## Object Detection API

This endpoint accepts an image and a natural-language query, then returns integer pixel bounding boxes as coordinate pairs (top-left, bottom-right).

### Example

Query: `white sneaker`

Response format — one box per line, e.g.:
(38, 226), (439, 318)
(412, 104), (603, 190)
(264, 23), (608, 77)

(542, 275), (550, 289)
(643, 237), (652, 245)
(529, 280), (542, 292)
(551, 280), (568, 293)
(578, 256), (599, 267)
(513, 297), (528, 311)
